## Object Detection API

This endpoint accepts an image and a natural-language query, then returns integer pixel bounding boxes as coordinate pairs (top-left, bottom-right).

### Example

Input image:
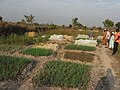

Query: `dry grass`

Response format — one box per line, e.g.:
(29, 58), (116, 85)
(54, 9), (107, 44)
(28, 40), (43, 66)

(43, 28), (103, 38)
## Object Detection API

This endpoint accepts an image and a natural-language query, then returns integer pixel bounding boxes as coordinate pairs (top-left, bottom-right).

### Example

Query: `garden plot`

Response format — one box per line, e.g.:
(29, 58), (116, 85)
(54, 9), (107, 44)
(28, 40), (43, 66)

(34, 43), (59, 51)
(22, 48), (53, 56)
(75, 39), (97, 47)
(0, 55), (31, 81)
(33, 60), (91, 90)
(65, 44), (96, 51)
(64, 51), (95, 62)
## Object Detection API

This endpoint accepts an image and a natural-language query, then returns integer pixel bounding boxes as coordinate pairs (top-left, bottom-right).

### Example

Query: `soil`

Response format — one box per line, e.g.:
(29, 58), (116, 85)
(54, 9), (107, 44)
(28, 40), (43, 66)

(0, 45), (120, 90)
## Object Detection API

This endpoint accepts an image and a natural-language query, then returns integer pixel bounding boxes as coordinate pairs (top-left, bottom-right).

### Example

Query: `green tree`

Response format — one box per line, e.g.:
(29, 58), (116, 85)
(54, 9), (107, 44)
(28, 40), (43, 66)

(24, 14), (34, 24)
(69, 24), (72, 28)
(115, 22), (120, 28)
(103, 19), (114, 27)
(72, 17), (79, 28)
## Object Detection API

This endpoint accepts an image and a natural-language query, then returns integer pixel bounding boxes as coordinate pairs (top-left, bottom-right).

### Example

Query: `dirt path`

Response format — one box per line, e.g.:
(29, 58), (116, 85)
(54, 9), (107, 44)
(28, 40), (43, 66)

(96, 47), (115, 76)
(94, 47), (120, 90)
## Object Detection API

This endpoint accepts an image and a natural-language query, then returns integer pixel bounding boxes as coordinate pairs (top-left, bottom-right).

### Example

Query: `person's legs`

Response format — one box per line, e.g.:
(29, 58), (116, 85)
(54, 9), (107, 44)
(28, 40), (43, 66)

(112, 42), (118, 55)
(106, 39), (109, 48)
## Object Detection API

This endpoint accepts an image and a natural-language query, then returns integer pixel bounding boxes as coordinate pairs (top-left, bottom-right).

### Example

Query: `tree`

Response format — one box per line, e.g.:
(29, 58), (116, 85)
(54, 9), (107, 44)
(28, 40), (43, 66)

(72, 17), (79, 28)
(115, 22), (120, 28)
(103, 19), (114, 27)
(0, 16), (3, 21)
(69, 24), (72, 28)
(24, 14), (34, 24)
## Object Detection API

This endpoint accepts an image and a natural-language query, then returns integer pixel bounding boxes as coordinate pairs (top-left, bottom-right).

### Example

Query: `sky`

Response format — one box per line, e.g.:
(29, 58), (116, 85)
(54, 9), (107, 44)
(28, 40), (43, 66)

(0, 0), (120, 27)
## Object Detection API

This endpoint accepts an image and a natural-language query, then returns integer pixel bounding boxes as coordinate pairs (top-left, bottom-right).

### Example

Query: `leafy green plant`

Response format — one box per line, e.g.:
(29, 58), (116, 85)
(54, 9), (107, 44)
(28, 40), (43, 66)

(65, 44), (96, 51)
(0, 55), (31, 81)
(22, 48), (53, 56)
(33, 61), (91, 89)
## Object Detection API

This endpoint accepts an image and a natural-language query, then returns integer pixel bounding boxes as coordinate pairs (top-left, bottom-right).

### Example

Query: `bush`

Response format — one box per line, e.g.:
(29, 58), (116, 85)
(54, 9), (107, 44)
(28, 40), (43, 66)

(65, 44), (96, 51)
(0, 55), (31, 81)
(22, 48), (53, 56)
(33, 61), (91, 89)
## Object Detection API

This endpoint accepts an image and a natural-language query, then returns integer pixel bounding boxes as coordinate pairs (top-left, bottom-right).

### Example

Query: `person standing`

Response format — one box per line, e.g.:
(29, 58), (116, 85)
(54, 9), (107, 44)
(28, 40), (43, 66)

(109, 32), (114, 50)
(88, 29), (94, 40)
(102, 29), (107, 47)
(105, 29), (110, 48)
(112, 28), (120, 55)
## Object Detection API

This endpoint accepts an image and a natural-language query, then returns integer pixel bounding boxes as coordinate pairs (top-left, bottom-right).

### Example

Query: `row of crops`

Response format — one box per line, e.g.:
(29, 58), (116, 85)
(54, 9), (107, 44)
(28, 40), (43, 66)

(65, 44), (96, 51)
(0, 55), (92, 89)
(33, 60), (91, 89)
(0, 55), (31, 81)
(22, 48), (53, 56)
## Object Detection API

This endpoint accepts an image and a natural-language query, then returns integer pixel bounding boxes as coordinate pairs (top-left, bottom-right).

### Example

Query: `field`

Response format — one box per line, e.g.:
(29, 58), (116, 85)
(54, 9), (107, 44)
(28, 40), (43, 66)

(0, 55), (31, 81)
(33, 61), (91, 89)
(0, 28), (119, 90)
(65, 44), (96, 51)
(22, 48), (53, 56)
(64, 51), (94, 62)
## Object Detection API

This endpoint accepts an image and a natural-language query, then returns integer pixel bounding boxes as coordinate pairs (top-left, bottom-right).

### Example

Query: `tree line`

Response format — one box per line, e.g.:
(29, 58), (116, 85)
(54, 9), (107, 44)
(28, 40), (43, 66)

(0, 15), (57, 36)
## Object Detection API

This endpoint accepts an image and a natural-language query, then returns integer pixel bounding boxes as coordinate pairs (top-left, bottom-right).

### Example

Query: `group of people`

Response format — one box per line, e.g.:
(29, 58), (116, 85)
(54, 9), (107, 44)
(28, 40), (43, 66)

(102, 28), (120, 55)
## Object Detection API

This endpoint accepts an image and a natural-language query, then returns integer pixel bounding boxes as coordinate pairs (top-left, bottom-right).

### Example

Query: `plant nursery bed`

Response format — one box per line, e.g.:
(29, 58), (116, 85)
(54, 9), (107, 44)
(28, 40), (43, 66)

(22, 48), (53, 56)
(0, 55), (31, 81)
(65, 44), (96, 51)
(64, 51), (94, 62)
(33, 60), (91, 89)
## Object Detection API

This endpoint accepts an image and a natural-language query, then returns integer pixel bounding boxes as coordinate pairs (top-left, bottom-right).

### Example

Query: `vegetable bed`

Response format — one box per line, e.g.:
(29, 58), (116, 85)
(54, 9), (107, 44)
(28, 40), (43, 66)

(65, 44), (96, 51)
(33, 60), (91, 89)
(64, 51), (94, 62)
(22, 48), (53, 56)
(0, 55), (31, 81)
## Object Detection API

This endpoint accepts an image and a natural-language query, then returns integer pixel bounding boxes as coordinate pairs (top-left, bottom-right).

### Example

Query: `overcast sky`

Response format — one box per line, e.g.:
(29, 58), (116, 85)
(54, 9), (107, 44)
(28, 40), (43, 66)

(0, 0), (120, 27)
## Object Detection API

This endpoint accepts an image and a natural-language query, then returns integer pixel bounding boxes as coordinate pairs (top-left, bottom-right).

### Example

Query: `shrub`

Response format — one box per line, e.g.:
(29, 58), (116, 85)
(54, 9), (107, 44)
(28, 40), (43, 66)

(0, 55), (31, 81)
(65, 44), (96, 51)
(33, 61), (91, 89)
(22, 48), (53, 56)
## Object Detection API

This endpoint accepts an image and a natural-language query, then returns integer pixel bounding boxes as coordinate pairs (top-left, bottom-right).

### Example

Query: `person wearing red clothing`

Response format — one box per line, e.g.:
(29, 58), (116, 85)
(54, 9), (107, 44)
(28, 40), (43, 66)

(112, 28), (120, 55)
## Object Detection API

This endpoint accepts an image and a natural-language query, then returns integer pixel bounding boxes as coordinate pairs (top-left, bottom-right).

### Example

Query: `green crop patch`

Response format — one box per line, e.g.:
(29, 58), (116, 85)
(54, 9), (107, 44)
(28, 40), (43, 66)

(22, 48), (53, 56)
(65, 44), (96, 51)
(0, 55), (31, 81)
(33, 61), (91, 89)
